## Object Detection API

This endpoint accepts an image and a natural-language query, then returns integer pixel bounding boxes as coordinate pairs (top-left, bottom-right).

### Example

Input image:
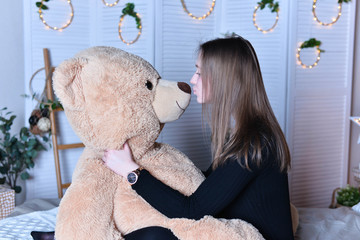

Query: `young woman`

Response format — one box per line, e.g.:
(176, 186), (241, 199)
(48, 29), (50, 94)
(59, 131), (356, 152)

(103, 36), (294, 240)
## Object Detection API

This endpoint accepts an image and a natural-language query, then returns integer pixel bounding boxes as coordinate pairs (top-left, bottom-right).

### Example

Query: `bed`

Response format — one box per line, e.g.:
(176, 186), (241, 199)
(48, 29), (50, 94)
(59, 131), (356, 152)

(1, 199), (360, 240)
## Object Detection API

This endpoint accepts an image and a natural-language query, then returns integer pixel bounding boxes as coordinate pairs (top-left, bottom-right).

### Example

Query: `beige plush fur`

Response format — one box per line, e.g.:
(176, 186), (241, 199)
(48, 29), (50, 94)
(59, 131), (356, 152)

(52, 46), (264, 239)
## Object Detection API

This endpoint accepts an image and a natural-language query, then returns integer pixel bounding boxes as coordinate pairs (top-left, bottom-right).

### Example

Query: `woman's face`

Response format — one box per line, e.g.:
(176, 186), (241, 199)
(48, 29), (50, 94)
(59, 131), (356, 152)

(190, 57), (208, 103)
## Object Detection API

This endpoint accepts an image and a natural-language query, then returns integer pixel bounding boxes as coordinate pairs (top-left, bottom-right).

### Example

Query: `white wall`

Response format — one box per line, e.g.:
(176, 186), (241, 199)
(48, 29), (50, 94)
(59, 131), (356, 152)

(0, 1), (25, 134)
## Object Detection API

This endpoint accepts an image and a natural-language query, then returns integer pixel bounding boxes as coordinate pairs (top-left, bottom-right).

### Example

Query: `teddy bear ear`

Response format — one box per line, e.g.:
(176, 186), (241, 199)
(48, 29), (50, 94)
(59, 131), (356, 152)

(53, 57), (88, 110)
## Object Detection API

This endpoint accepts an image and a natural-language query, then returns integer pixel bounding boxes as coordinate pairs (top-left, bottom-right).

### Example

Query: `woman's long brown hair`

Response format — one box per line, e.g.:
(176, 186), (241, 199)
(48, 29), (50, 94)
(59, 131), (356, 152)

(200, 36), (290, 172)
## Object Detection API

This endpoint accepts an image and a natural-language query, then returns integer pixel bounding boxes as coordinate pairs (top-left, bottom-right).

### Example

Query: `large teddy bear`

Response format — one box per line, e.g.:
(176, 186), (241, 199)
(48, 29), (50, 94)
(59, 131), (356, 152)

(52, 46), (266, 239)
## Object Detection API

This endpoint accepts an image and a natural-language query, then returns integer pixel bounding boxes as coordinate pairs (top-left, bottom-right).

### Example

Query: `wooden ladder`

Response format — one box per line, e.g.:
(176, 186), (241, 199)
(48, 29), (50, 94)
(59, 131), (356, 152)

(43, 48), (84, 198)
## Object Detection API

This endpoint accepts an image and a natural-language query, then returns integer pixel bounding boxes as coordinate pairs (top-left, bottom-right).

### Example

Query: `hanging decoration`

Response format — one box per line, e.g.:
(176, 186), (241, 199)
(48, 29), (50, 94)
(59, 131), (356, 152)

(36, 0), (74, 31)
(312, 0), (351, 26)
(180, 0), (216, 20)
(102, 0), (120, 7)
(296, 38), (325, 69)
(118, 3), (142, 45)
(28, 67), (63, 135)
(253, 0), (279, 33)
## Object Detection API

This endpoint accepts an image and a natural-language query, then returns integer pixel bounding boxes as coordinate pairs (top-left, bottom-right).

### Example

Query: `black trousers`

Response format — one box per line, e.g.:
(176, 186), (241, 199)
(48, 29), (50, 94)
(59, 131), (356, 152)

(31, 226), (178, 240)
(124, 226), (178, 240)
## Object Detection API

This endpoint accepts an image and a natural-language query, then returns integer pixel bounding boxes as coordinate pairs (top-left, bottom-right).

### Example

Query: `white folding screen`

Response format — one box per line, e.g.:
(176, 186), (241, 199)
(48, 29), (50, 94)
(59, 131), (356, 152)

(23, 0), (92, 199)
(154, 0), (218, 170)
(219, 0), (356, 207)
(287, 0), (356, 207)
(23, 0), (157, 199)
(23, 0), (215, 199)
(22, 0), (356, 207)
(93, 0), (155, 63)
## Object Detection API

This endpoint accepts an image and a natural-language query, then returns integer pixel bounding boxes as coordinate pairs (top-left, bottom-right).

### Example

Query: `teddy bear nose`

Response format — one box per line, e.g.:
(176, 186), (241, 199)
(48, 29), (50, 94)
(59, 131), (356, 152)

(177, 82), (191, 94)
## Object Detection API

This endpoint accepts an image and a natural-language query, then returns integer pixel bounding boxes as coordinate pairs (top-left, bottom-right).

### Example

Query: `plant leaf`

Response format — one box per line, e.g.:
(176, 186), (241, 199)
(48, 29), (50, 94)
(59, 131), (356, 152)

(21, 171), (30, 180)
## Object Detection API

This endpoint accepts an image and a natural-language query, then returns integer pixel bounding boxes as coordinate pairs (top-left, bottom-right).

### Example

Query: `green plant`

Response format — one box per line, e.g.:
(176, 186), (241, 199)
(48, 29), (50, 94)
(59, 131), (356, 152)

(0, 107), (50, 193)
(336, 185), (360, 207)
(35, 0), (50, 10)
(257, 0), (279, 13)
(121, 3), (141, 29)
(300, 38), (325, 53)
(338, 0), (351, 3)
(22, 93), (63, 111)
(40, 99), (63, 111)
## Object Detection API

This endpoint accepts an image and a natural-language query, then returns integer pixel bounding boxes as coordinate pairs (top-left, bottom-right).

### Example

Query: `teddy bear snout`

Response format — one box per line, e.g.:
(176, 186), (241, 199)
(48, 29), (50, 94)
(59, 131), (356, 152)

(177, 82), (191, 94)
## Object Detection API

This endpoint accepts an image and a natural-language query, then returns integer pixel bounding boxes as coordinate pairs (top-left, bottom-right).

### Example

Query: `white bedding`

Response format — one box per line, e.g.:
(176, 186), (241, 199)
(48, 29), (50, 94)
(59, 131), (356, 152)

(295, 206), (360, 240)
(0, 207), (57, 240)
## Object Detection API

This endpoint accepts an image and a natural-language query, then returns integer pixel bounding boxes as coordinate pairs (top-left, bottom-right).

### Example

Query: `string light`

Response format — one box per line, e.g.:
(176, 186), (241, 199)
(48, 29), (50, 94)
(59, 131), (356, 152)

(101, 0), (120, 7)
(118, 13), (142, 45)
(296, 46), (321, 69)
(38, 0), (74, 31)
(312, 0), (342, 26)
(253, 4), (279, 33)
(354, 118), (360, 125)
(180, 0), (216, 20)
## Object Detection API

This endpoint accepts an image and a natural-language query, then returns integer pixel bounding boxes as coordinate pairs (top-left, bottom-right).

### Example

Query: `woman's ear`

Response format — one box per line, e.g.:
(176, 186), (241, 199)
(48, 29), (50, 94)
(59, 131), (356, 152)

(53, 57), (88, 111)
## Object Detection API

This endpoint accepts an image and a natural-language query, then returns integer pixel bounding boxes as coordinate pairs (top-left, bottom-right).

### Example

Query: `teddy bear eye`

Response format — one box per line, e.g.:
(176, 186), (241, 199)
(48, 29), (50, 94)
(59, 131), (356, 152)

(145, 80), (153, 90)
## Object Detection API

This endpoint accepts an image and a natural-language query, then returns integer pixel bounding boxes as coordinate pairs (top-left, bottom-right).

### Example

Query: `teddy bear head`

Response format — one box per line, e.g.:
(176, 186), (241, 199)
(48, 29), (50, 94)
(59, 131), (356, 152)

(53, 46), (191, 158)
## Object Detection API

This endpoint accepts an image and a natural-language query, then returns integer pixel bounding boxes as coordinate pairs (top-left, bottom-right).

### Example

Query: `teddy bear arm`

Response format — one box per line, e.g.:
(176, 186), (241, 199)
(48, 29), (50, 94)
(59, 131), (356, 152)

(55, 177), (123, 240)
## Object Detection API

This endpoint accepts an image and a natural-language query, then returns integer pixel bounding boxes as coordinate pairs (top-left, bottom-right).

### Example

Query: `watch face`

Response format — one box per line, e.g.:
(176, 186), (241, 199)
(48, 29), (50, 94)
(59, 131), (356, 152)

(127, 172), (138, 184)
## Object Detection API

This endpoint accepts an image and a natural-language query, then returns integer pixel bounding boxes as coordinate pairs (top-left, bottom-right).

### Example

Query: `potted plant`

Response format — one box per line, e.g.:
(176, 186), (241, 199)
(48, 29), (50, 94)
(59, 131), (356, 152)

(0, 107), (50, 193)
(336, 185), (360, 207)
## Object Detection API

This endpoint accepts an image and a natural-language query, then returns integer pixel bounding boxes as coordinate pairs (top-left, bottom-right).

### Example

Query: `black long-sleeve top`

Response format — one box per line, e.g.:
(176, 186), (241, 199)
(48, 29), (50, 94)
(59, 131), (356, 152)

(132, 149), (294, 240)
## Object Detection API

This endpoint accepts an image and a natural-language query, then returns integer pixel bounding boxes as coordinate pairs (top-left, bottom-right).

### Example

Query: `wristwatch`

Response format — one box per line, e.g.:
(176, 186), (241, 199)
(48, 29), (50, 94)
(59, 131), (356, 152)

(127, 167), (143, 185)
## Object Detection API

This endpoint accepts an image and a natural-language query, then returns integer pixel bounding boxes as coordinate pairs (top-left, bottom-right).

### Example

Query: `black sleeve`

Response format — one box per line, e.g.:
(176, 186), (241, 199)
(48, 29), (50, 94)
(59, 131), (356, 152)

(132, 158), (259, 220)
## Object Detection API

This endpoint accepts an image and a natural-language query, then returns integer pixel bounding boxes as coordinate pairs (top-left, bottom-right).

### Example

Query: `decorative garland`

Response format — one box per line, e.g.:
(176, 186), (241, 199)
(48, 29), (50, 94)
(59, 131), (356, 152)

(118, 3), (142, 45)
(180, 0), (216, 20)
(36, 0), (74, 31)
(253, 0), (279, 33)
(102, 0), (120, 7)
(312, 0), (351, 26)
(297, 38), (325, 69)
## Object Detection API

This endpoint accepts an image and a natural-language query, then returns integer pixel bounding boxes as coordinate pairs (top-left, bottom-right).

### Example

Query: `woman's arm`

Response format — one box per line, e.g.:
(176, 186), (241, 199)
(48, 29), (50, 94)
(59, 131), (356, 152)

(103, 145), (260, 220)
(132, 159), (258, 220)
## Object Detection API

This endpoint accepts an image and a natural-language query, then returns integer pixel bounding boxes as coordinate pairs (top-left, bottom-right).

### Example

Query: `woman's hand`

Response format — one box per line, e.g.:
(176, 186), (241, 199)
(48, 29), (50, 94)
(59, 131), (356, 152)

(102, 142), (139, 178)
